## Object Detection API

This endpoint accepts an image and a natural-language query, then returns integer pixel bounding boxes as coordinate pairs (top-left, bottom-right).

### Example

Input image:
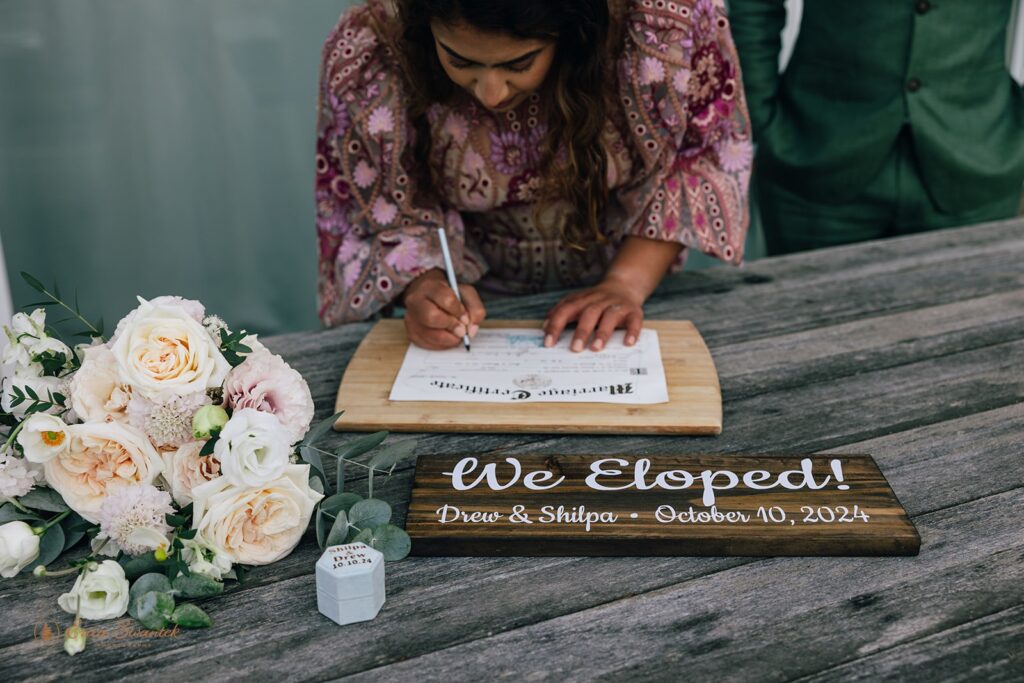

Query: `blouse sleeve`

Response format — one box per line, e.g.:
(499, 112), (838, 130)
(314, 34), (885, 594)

(315, 8), (486, 327)
(614, 0), (753, 267)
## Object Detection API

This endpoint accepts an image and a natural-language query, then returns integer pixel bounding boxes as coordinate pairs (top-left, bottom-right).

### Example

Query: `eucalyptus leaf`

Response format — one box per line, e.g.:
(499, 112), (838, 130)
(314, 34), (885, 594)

(0, 504), (41, 525)
(367, 440), (416, 498)
(351, 528), (374, 545)
(18, 488), (69, 513)
(302, 411), (345, 448)
(373, 524), (412, 561)
(319, 492), (363, 517)
(172, 573), (224, 599)
(136, 591), (175, 631)
(325, 510), (350, 547)
(60, 514), (87, 552)
(128, 574), (173, 619)
(335, 431), (389, 462)
(348, 499), (391, 531)
(122, 552), (172, 581)
(360, 524), (412, 561)
(309, 476), (325, 495)
(315, 508), (327, 551)
(298, 445), (327, 489)
(171, 603), (212, 629)
(28, 524), (65, 571)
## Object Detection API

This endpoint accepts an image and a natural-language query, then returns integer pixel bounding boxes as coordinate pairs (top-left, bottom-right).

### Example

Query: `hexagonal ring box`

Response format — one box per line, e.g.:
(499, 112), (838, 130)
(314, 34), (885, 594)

(315, 542), (386, 626)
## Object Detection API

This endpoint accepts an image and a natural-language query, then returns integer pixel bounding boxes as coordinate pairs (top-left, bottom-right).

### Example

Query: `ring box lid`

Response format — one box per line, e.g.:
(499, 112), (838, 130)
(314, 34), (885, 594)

(315, 542), (384, 601)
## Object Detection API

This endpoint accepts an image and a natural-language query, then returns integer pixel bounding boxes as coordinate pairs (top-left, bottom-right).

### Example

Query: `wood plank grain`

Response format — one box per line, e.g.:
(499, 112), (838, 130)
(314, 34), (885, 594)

(6, 401), (1017, 682)
(790, 604), (1024, 683)
(337, 488), (1024, 683)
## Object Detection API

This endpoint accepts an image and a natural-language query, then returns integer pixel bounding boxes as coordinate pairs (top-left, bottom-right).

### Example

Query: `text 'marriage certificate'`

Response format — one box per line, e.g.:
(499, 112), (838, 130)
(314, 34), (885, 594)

(388, 328), (669, 404)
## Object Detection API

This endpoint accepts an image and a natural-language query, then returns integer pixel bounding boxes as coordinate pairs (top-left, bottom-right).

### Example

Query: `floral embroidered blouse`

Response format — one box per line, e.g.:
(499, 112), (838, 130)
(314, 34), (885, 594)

(316, 0), (752, 327)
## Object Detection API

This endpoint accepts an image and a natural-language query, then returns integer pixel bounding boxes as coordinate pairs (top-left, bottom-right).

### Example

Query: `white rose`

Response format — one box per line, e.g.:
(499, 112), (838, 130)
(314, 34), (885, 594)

(0, 521), (41, 578)
(109, 297), (229, 401)
(0, 374), (64, 418)
(69, 345), (131, 423)
(44, 422), (163, 523)
(215, 409), (292, 488)
(191, 464), (323, 565)
(161, 441), (221, 506)
(57, 560), (130, 620)
(16, 414), (71, 464)
(110, 296), (206, 344)
(180, 536), (233, 580)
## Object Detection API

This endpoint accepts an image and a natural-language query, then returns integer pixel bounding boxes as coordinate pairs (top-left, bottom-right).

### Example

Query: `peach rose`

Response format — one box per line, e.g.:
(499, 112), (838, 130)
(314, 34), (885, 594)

(190, 464), (323, 565)
(69, 345), (131, 423)
(44, 422), (163, 523)
(161, 441), (221, 506)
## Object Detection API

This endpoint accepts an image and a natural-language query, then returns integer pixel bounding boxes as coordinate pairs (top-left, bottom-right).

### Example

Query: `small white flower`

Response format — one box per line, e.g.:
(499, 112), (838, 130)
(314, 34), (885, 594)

(202, 314), (230, 340)
(0, 520), (41, 578)
(17, 414), (70, 464)
(215, 408), (292, 488)
(180, 536), (233, 580)
(0, 447), (42, 499)
(94, 484), (174, 556)
(57, 560), (130, 621)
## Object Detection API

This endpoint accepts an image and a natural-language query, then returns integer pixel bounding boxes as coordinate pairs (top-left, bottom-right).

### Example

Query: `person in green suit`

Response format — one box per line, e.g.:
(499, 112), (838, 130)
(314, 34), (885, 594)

(729, 0), (1024, 254)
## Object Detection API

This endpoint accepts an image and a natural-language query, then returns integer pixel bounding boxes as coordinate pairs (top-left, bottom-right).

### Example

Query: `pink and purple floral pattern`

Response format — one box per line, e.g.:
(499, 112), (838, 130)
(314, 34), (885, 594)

(316, 0), (752, 326)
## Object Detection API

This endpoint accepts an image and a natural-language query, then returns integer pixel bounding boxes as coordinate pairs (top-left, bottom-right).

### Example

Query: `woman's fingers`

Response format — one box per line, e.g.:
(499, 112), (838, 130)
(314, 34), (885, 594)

(591, 304), (633, 351)
(571, 302), (607, 353)
(458, 284), (486, 337)
(543, 293), (594, 348)
(623, 309), (644, 346)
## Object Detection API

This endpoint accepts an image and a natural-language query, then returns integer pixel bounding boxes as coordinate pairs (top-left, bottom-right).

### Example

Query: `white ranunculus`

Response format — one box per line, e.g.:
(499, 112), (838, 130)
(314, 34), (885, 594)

(215, 408), (292, 488)
(191, 464), (323, 565)
(69, 345), (131, 423)
(0, 521), (41, 578)
(57, 560), (130, 620)
(16, 413), (71, 464)
(0, 374), (64, 419)
(109, 297), (229, 401)
(161, 441), (221, 506)
(44, 422), (163, 523)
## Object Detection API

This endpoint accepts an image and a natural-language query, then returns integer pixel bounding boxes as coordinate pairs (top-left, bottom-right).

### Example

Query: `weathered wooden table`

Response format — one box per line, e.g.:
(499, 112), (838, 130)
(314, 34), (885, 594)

(3, 218), (1022, 681)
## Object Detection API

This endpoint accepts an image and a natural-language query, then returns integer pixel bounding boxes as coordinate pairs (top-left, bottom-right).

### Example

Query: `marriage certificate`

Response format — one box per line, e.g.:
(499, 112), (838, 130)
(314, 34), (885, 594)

(388, 328), (669, 404)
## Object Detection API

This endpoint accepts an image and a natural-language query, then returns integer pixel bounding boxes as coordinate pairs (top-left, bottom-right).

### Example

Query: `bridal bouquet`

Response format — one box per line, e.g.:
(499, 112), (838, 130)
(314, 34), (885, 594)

(0, 276), (410, 654)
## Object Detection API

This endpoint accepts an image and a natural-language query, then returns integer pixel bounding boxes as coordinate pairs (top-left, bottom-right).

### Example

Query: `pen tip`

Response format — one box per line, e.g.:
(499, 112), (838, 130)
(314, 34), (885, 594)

(464, 343), (471, 352)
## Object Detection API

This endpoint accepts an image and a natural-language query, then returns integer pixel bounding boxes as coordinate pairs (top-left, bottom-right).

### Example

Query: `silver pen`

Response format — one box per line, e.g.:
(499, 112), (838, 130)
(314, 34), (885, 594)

(436, 227), (471, 352)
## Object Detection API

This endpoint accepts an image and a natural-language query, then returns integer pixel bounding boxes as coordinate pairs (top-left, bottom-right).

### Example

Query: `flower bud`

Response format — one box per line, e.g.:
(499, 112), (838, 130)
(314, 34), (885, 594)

(64, 624), (87, 656)
(192, 405), (229, 439)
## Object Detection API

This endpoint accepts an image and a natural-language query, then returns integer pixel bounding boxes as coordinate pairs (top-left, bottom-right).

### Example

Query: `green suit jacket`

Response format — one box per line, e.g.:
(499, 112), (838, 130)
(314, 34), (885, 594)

(729, 0), (1024, 212)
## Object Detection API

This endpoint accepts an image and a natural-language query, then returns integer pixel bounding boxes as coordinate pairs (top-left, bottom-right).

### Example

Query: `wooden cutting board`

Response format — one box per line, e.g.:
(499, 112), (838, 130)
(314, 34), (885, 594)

(333, 319), (722, 435)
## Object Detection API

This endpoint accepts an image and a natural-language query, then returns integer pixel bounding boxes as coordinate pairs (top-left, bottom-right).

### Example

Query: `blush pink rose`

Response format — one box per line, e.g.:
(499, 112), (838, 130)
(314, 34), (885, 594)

(221, 351), (314, 444)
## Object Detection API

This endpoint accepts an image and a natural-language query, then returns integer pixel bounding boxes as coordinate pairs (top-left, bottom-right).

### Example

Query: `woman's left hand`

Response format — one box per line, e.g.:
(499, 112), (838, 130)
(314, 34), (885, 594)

(543, 279), (645, 352)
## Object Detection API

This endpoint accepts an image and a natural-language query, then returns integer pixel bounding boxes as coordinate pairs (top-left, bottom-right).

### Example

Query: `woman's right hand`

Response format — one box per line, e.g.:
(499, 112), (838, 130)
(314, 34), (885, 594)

(401, 269), (486, 349)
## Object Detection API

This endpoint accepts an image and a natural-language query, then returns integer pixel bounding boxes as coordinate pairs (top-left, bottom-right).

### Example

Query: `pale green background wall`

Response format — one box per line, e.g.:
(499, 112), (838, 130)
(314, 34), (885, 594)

(0, 0), (772, 336)
(0, 0), (354, 335)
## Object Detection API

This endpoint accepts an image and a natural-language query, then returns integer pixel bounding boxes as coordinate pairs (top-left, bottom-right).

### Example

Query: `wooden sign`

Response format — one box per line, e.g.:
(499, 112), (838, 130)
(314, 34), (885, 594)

(334, 320), (722, 435)
(406, 454), (920, 556)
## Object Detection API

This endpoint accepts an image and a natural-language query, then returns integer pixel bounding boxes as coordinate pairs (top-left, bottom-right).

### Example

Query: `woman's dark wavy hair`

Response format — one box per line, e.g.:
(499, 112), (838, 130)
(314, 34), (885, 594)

(389, 0), (614, 249)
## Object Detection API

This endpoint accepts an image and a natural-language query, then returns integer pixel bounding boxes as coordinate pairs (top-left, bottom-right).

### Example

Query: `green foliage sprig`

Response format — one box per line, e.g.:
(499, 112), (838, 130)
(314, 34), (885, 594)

(299, 412), (413, 561)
